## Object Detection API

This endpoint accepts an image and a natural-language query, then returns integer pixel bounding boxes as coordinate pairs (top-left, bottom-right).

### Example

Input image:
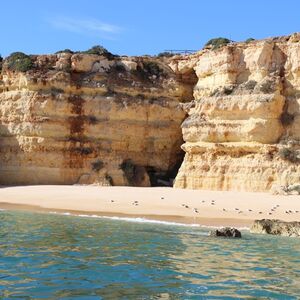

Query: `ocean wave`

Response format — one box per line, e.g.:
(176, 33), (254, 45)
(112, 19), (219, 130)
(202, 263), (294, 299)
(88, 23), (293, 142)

(48, 211), (249, 230)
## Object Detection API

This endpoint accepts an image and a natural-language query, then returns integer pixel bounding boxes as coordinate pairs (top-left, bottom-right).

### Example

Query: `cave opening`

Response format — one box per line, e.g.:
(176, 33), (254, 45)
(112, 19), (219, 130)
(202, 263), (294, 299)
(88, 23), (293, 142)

(146, 155), (184, 187)
(144, 67), (198, 187)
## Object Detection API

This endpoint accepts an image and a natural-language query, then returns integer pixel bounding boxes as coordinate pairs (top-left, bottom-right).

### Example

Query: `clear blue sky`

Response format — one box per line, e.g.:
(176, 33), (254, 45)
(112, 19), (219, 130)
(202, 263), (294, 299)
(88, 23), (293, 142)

(0, 0), (299, 57)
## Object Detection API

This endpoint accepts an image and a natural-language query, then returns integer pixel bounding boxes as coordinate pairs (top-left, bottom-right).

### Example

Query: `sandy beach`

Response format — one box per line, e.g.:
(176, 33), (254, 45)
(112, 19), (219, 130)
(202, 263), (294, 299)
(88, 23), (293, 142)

(0, 185), (300, 228)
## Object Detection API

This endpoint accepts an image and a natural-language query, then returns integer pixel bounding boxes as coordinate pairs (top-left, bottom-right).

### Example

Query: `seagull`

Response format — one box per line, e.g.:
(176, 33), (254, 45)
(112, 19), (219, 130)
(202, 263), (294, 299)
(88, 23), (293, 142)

(259, 212), (263, 214)
(235, 208), (239, 211)
(110, 200), (114, 202)
(161, 197), (164, 200)
(193, 208), (199, 213)
(185, 205), (189, 209)
(248, 209), (252, 212)
(202, 200), (205, 203)
(223, 208), (226, 212)
(268, 213), (272, 215)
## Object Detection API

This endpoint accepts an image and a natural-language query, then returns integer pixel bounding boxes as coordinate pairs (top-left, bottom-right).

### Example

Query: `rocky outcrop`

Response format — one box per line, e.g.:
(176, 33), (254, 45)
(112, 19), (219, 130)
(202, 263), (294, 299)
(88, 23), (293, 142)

(0, 53), (194, 186)
(251, 219), (300, 237)
(173, 33), (300, 192)
(209, 227), (242, 238)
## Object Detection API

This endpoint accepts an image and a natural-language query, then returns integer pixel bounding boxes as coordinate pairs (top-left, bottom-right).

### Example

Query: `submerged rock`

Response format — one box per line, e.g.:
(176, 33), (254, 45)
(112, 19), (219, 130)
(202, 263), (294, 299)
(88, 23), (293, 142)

(251, 219), (300, 237)
(209, 227), (242, 238)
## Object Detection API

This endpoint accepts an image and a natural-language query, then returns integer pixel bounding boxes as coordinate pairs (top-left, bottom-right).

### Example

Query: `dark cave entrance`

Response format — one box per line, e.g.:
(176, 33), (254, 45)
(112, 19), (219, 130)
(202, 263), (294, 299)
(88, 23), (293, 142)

(146, 156), (184, 187)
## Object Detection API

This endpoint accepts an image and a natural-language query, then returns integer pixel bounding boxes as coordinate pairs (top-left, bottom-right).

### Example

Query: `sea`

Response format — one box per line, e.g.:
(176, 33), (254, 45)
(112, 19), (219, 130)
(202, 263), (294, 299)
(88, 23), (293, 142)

(0, 210), (300, 299)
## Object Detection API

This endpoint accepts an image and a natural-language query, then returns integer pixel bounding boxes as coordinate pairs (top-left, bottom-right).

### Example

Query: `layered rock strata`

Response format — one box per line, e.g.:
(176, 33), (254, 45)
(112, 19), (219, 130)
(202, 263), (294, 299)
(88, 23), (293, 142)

(173, 34), (300, 192)
(0, 53), (194, 186)
(1, 33), (300, 192)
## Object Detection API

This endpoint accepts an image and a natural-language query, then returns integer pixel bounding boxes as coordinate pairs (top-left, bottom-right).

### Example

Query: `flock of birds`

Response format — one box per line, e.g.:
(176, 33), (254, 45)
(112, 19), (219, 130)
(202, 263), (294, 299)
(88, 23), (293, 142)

(108, 197), (299, 217)
(180, 200), (300, 216)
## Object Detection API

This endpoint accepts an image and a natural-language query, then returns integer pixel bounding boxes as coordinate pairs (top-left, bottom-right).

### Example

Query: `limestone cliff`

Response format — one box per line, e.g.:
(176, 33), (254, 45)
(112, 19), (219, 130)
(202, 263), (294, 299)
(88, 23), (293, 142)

(173, 33), (300, 192)
(0, 53), (193, 186)
(2, 33), (300, 192)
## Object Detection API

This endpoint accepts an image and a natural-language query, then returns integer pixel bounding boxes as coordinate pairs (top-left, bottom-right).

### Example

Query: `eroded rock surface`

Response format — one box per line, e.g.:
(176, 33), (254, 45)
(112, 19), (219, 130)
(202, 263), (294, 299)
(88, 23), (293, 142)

(209, 227), (242, 238)
(251, 219), (300, 237)
(2, 33), (300, 191)
(173, 33), (300, 192)
(0, 53), (194, 186)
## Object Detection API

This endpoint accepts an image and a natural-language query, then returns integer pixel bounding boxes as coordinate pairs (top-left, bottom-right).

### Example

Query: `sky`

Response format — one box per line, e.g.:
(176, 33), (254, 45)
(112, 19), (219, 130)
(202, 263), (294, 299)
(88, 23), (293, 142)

(0, 0), (299, 57)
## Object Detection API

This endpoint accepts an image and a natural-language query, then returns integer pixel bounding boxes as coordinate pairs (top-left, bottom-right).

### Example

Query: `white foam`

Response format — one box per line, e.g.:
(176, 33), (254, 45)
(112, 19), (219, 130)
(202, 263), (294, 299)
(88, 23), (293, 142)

(48, 211), (250, 230)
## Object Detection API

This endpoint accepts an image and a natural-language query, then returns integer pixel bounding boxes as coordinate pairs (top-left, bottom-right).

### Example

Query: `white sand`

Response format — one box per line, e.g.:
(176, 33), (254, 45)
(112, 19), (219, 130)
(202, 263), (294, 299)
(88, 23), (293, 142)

(0, 185), (300, 227)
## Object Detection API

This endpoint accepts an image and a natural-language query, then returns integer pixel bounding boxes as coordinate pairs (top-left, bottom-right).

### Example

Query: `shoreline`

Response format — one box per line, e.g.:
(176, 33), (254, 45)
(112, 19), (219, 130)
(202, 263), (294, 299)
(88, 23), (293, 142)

(0, 202), (253, 228)
(0, 185), (300, 228)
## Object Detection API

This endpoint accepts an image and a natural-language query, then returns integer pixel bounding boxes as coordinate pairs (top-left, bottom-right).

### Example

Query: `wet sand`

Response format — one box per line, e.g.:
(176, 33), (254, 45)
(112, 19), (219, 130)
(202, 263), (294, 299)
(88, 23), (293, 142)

(0, 185), (299, 228)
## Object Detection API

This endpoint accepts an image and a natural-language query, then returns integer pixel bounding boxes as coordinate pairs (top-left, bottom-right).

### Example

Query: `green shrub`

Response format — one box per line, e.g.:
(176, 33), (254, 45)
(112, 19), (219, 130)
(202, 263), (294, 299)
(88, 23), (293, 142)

(82, 45), (114, 59)
(6, 52), (33, 72)
(205, 37), (231, 50)
(143, 61), (163, 76)
(157, 51), (174, 58)
(55, 49), (74, 54)
(245, 38), (255, 43)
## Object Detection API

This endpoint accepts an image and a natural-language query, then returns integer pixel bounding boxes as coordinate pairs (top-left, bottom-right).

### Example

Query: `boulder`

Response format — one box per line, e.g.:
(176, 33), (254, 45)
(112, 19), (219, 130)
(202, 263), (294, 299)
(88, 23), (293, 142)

(251, 219), (300, 237)
(209, 227), (242, 238)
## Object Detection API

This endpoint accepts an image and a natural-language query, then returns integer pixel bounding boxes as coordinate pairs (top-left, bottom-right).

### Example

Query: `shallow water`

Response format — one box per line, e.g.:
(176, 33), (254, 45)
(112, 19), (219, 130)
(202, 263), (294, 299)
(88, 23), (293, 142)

(0, 211), (300, 299)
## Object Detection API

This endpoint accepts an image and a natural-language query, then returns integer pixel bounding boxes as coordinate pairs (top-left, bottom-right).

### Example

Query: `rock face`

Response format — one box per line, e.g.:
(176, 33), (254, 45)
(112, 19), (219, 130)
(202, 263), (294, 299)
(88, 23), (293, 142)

(0, 53), (194, 186)
(251, 219), (300, 237)
(209, 227), (242, 238)
(173, 33), (300, 192)
(1, 33), (300, 191)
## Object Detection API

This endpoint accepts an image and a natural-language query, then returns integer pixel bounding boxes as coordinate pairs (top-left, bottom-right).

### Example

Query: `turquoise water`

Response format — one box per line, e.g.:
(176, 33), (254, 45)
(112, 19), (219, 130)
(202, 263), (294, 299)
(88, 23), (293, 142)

(0, 211), (300, 299)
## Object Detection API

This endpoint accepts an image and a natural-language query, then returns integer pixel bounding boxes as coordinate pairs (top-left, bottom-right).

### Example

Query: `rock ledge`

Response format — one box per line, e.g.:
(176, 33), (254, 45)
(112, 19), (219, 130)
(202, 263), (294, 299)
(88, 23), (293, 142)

(251, 219), (300, 237)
